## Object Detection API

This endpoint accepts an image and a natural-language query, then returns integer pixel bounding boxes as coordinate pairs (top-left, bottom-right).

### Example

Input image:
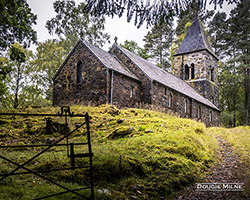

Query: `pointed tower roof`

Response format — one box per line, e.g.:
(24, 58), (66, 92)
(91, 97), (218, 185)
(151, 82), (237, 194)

(175, 17), (218, 60)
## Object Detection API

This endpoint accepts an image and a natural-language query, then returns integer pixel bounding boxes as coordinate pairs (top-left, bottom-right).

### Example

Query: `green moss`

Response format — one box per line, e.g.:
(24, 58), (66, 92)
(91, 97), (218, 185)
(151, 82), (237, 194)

(107, 126), (135, 139)
(103, 105), (120, 116)
(138, 125), (147, 131)
(195, 127), (204, 134)
(0, 105), (221, 199)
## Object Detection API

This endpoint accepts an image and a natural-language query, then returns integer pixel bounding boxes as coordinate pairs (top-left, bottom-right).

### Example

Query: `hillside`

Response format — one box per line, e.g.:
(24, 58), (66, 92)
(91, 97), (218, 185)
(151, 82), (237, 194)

(0, 105), (228, 199)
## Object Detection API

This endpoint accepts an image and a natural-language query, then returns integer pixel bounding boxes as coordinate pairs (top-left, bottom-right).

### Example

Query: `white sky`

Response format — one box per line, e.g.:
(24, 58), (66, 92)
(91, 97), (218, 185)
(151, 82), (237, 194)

(27, 0), (236, 52)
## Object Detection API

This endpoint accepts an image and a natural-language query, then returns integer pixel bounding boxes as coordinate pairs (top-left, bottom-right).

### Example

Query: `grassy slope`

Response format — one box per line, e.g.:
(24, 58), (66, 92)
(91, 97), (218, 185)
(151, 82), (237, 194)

(0, 105), (218, 199)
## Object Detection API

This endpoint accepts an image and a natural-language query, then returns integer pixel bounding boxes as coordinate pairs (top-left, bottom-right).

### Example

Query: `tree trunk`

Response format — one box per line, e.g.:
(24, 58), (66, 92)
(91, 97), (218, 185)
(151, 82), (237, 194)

(14, 63), (21, 109)
(233, 95), (236, 127)
(245, 67), (249, 126)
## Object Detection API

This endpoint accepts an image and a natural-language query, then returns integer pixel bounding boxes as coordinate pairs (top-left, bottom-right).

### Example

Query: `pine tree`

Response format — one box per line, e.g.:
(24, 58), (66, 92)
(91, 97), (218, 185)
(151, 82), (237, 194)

(143, 19), (174, 70)
(227, 0), (250, 125)
(83, 0), (237, 28)
(219, 62), (242, 127)
(208, 12), (228, 59)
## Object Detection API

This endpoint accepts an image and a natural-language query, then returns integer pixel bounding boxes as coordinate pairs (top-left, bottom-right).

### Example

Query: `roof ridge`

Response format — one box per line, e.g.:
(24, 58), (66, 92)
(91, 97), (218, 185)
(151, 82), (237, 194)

(112, 44), (153, 81)
(110, 53), (139, 79)
(82, 40), (140, 81)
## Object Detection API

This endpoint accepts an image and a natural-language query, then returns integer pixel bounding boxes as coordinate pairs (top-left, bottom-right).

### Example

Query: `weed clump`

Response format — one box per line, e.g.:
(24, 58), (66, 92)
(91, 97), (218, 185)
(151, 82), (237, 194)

(138, 125), (147, 131)
(195, 127), (204, 134)
(107, 126), (134, 139)
(103, 105), (120, 116)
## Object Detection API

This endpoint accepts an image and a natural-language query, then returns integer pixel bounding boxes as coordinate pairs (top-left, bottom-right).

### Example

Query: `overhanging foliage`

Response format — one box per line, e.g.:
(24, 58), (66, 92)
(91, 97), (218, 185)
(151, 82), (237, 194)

(83, 0), (238, 28)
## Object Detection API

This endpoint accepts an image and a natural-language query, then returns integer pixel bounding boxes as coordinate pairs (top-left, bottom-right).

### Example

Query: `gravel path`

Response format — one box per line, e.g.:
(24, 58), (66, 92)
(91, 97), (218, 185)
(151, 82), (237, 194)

(174, 136), (249, 200)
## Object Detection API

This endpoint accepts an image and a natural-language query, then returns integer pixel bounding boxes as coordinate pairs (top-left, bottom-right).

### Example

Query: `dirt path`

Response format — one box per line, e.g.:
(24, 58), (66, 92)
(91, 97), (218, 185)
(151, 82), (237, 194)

(174, 136), (249, 200)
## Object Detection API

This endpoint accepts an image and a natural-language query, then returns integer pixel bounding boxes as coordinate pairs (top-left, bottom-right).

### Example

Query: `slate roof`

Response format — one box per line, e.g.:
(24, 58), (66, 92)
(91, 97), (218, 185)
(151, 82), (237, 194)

(175, 17), (218, 60)
(53, 40), (140, 82)
(113, 44), (219, 111)
(82, 40), (140, 81)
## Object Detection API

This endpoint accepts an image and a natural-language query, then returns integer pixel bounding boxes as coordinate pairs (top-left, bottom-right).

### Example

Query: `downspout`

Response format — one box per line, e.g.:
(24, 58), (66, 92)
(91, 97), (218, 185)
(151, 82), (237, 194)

(110, 70), (114, 105)
(181, 54), (184, 80)
(190, 98), (193, 119)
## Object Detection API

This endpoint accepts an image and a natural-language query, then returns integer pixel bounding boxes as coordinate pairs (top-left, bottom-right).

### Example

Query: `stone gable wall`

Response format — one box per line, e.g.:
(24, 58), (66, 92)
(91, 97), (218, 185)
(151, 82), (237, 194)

(53, 42), (108, 106)
(151, 82), (220, 127)
(53, 42), (142, 108)
(109, 46), (152, 104)
(111, 72), (141, 107)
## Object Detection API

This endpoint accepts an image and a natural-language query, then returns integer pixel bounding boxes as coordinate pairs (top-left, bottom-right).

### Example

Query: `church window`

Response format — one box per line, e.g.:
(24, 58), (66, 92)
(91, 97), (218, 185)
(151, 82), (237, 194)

(210, 66), (214, 82)
(165, 88), (167, 95)
(130, 86), (134, 98)
(191, 63), (195, 79)
(212, 96), (214, 104)
(77, 61), (83, 84)
(184, 99), (188, 113)
(198, 106), (201, 118)
(169, 93), (173, 107)
(184, 64), (189, 80)
(209, 110), (213, 122)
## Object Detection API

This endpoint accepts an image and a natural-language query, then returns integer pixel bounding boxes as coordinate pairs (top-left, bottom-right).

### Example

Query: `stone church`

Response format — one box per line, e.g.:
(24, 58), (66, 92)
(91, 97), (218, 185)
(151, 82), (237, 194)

(53, 17), (220, 126)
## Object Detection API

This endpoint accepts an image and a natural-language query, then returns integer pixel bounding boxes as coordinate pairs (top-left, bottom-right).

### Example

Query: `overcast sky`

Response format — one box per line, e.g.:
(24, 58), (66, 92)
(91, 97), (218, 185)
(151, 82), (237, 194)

(27, 0), (235, 52)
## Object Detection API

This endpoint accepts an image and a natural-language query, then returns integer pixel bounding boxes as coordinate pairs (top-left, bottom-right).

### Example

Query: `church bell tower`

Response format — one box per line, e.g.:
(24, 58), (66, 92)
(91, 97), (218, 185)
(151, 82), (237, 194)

(173, 16), (219, 108)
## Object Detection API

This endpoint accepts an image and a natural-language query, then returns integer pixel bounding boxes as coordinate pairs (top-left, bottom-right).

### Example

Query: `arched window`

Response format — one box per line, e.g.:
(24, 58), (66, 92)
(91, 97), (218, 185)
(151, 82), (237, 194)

(165, 87), (167, 95)
(198, 106), (201, 118)
(130, 86), (134, 98)
(210, 66), (214, 82)
(77, 61), (83, 84)
(191, 63), (195, 79)
(184, 65), (189, 80)
(169, 93), (173, 107)
(212, 96), (214, 104)
(209, 110), (213, 122)
(184, 99), (188, 113)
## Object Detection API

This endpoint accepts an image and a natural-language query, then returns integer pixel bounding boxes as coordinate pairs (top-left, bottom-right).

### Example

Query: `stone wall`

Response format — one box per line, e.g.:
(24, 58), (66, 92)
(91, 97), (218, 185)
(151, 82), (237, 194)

(174, 50), (218, 84)
(151, 81), (220, 127)
(109, 46), (152, 104)
(187, 79), (219, 108)
(111, 72), (141, 107)
(53, 42), (108, 106)
(174, 50), (219, 108)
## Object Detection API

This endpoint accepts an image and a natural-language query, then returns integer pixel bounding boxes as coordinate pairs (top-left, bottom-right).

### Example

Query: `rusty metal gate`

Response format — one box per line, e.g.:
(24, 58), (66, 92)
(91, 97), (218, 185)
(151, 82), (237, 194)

(0, 106), (94, 199)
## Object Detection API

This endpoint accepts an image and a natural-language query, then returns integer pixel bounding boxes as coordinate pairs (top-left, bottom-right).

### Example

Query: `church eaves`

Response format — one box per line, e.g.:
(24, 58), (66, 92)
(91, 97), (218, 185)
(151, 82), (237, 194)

(174, 17), (218, 60)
